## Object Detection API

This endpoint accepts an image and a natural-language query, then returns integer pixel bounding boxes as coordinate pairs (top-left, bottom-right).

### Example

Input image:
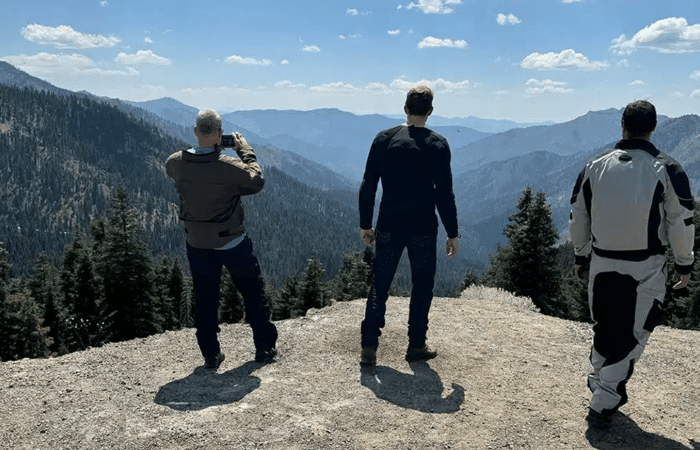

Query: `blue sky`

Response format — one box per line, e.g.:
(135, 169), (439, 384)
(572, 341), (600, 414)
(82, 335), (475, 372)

(1, 0), (699, 122)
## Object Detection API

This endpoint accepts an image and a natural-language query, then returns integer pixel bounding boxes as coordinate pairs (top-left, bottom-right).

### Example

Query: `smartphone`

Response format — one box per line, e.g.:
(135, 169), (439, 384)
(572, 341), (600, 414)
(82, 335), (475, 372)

(221, 135), (236, 147)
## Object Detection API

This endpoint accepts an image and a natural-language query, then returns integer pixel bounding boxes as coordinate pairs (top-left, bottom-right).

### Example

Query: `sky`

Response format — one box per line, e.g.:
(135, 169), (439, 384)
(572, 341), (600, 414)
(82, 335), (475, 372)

(0, 0), (699, 122)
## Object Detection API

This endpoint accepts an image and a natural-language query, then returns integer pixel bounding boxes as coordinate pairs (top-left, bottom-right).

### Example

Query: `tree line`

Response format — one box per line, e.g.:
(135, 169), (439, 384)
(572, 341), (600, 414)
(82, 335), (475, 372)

(0, 186), (379, 361)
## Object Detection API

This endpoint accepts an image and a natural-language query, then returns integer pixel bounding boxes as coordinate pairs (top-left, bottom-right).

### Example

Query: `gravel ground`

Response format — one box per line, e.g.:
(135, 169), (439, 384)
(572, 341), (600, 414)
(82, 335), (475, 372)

(1, 286), (699, 449)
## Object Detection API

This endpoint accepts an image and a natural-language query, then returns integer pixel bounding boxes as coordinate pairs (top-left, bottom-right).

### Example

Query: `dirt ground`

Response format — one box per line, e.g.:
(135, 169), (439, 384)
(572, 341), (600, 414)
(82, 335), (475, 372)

(1, 286), (699, 449)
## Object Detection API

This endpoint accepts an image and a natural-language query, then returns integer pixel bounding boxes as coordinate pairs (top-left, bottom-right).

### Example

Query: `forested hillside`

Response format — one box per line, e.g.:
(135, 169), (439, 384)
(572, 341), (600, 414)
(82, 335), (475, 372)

(0, 84), (480, 294)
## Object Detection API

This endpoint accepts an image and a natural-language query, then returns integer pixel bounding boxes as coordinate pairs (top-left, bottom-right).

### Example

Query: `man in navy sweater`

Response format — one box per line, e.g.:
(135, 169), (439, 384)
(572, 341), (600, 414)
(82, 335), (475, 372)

(358, 86), (459, 366)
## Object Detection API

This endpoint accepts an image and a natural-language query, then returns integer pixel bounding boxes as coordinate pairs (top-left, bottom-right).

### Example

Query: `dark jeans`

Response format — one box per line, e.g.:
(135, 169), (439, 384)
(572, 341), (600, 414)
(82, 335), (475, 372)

(186, 235), (277, 358)
(361, 231), (437, 349)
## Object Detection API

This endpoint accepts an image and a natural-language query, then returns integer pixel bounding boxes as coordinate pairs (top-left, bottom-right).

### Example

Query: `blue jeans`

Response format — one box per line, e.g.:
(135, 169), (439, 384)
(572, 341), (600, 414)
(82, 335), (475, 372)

(361, 231), (437, 349)
(186, 235), (277, 358)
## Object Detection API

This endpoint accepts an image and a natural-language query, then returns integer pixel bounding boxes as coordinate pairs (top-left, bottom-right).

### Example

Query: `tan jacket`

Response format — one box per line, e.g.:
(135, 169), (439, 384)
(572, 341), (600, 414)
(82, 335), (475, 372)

(165, 144), (264, 249)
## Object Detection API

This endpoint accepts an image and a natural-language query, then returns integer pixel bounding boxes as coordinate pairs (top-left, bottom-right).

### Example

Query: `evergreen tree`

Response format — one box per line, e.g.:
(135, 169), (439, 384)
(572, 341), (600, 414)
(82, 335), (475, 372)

(180, 276), (195, 328)
(331, 251), (371, 302)
(459, 267), (480, 291)
(273, 273), (303, 320)
(219, 271), (245, 324)
(27, 253), (71, 354)
(0, 243), (14, 360)
(481, 187), (562, 315)
(299, 255), (330, 314)
(100, 186), (161, 342)
(153, 256), (182, 331)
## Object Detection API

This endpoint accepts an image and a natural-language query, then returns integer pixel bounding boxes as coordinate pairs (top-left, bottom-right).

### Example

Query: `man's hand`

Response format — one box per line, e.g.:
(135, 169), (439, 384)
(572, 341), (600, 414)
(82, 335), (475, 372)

(672, 273), (691, 290)
(232, 132), (248, 149)
(446, 237), (458, 258)
(361, 228), (375, 246)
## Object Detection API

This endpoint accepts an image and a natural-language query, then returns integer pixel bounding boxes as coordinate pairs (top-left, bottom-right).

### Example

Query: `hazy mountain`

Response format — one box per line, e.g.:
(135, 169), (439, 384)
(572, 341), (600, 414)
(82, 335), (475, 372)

(0, 61), (68, 94)
(127, 98), (355, 190)
(222, 108), (491, 180)
(451, 108), (669, 173)
(386, 113), (556, 133)
(454, 114), (700, 254)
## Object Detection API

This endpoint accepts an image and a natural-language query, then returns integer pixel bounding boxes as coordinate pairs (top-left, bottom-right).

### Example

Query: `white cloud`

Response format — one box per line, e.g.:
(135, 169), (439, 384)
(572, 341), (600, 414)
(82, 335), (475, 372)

(2, 52), (139, 77)
(525, 79), (573, 95)
(390, 77), (470, 92)
(100, 1), (108, 6)
(562, 0), (584, 3)
(275, 80), (306, 88)
(21, 24), (120, 49)
(418, 36), (467, 49)
(521, 49), (608, 70)
(346, 8), (370, 16)
(496, 13), (521, 25)
(610, 17), (700, 54)
(340, 35), (346, 39)
(225, 55), (273, 66)
(628, 80), (645, 86)
(281, 59), (289, 64)
(618, 59), (630, 67)
(116, 50), (171, 66)
(302, 45), (321, 53)
(397, 4), (403, 9)
(340, 34), (361, 39)
(144, 37), (153, 44)
(388, 30), (401, 35)
(407, 0), (462, 14)
(691, 70), (700, 80)
(310, 82), (357, 93)
(692, 89), (700, 98)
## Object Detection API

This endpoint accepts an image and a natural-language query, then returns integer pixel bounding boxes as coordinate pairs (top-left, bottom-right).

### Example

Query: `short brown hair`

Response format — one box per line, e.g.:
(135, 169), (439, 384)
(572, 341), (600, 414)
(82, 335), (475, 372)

(622, 100), (657, 137)
(405, 85), (434, 116)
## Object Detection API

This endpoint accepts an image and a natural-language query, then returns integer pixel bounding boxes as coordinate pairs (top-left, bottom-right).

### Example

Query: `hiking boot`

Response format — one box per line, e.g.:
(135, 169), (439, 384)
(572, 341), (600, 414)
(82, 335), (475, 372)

(255, 347), (278, 363)
(586, 408), (612, 429)
(360, 347), (377, 366)
(204, 352), (225, 369)
(405, 345), (437, 362)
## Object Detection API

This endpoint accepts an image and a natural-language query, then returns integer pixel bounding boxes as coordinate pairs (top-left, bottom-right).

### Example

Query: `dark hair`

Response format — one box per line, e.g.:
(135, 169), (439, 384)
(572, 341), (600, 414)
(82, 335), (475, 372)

(405, 85), (434, 116)
(621, 100), (657, 137)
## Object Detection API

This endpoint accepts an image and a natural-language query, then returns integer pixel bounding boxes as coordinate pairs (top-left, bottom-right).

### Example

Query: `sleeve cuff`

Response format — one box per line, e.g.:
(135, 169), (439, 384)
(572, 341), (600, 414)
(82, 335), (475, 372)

(575, 255), (591, 266)
(675, 263), (693, 275)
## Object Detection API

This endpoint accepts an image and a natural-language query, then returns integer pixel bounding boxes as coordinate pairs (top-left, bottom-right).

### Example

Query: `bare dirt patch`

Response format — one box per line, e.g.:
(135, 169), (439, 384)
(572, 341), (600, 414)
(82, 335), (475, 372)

(1, 286), (699, 449)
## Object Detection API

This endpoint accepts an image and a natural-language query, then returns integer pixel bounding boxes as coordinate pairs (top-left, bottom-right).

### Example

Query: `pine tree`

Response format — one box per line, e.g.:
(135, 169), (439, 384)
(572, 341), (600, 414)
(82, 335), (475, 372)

(153, 256), (182, 331)
(331, 251), (371, 302)
(273, 273), (303, 320)
(481, 187), (562, 316)
(299, 255), (330, 314)
(100, 186), (161, 342)
(219, 271), (245, 324)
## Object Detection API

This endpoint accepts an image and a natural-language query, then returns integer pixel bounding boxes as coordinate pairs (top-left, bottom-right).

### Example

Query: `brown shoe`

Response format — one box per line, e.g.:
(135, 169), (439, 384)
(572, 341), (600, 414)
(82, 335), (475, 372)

(204, 352), (225, 369)
(405, 345), (437, 362)
(360, 347), (377, 366)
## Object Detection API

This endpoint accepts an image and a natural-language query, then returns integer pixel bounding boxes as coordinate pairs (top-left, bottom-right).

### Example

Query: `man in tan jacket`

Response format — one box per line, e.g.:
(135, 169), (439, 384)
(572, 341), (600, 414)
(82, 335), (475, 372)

(166, 109), (277, 368)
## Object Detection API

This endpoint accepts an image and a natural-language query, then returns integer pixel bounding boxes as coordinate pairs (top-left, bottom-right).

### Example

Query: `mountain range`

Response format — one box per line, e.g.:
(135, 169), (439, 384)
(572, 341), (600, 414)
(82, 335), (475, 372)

(2, 61), (699, 277)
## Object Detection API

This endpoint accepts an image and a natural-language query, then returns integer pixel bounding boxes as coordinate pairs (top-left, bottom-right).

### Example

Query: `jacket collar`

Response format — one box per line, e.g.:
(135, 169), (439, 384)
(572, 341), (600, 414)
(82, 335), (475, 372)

(614, 139), (659, 157)
(182, 146), (221, 162)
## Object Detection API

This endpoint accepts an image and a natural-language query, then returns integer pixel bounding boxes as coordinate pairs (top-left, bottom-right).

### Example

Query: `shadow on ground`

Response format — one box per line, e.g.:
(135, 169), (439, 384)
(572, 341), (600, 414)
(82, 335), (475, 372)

(154, 361), (267, 411)
(360, 360), (464, 413)
(586, 412), (700, 450)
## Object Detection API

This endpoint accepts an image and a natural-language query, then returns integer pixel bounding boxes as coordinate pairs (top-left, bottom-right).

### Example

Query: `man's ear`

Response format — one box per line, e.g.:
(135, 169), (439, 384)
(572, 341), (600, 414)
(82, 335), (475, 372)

(426, 107), (433, 117)
(404, 105), (410, 115)
(194, 127), (198, 137)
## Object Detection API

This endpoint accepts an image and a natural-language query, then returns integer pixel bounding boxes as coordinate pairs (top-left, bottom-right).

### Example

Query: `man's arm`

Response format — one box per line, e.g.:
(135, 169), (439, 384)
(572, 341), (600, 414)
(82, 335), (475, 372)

(434, 139), (459, 241)
(570, 167), (592, 279)
(663, 161), (695, 289)
(358, 132), (385, 234)
(231, 132), (265, 196)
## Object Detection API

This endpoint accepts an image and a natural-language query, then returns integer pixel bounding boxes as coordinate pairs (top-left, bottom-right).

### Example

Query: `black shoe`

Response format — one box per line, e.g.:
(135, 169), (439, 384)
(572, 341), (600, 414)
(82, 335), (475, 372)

(586, 408), (612, 429)
(405, 345), (437, 362)
(255, 347), (278, 363)
(360, 347), (377, 366)
(204, 352), (225, 369)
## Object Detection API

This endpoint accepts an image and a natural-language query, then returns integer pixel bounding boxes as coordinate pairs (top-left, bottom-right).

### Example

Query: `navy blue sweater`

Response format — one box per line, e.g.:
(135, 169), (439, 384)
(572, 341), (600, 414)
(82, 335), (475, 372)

(359, 125), (459, 238)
